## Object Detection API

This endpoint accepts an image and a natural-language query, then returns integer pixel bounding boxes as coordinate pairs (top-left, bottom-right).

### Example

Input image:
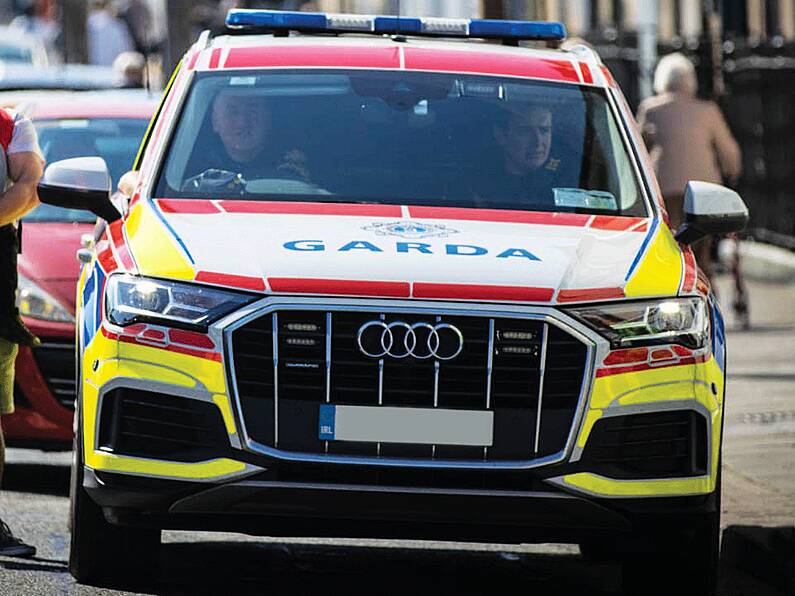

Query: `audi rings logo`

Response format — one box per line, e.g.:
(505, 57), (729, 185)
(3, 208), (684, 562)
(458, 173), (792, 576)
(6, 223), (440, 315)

(356, 321), (464, 361)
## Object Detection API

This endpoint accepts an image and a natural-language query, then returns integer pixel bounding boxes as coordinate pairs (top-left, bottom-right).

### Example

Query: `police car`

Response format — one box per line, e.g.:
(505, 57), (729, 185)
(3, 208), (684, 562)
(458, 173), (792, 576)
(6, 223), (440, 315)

(37, 9), (748, 593)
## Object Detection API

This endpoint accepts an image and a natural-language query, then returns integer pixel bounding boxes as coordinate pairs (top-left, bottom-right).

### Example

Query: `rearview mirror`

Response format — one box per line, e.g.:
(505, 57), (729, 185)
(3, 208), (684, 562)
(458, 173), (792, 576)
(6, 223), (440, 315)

(675, 181), (749, 244)
(37, 157), (121, 223)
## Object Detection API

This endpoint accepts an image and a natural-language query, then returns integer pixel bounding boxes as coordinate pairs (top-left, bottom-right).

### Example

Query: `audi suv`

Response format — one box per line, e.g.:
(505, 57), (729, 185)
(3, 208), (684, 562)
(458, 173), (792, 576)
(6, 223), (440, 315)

(36, 10), (748, 594)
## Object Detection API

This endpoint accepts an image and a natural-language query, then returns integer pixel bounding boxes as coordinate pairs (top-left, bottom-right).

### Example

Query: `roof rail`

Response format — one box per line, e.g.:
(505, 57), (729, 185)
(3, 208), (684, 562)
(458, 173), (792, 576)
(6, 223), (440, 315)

(225, 9), (566, 45)
(186, 29), (212, 56)
(195, 29), (212, 51)
(564, 43), (602, 66)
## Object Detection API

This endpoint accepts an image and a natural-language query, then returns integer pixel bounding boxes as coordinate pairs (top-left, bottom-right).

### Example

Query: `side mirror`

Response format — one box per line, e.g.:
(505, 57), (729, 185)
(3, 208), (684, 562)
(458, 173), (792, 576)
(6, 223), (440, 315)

(37, 157), (121, 223)
(675, 181), (749, 244)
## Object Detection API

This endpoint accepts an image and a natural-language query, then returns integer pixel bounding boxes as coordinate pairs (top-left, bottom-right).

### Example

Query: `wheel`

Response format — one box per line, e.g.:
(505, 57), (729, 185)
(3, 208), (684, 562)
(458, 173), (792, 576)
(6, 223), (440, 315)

(69, 365), (160, 586)
(620, 475), (721, 596)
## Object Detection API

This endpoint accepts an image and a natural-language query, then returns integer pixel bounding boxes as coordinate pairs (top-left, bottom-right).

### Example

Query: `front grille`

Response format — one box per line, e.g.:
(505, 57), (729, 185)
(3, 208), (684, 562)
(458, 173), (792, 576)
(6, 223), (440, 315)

(31, 342), (76, 409)
(231, 309), (589, 464)
(98, 388), (230, 462)
(579, 410), (709, 479)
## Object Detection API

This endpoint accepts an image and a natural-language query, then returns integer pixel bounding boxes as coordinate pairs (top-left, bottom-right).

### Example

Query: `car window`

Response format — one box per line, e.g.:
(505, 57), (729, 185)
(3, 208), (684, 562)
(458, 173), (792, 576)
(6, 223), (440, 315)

(24, 117), (149, 223)
(0, 43), (33, 64)
(156, 70), (647, 217)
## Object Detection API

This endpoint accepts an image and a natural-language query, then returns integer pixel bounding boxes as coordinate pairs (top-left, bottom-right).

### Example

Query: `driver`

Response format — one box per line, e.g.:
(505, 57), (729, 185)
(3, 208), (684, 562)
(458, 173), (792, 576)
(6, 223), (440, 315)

(189, 90), (310, 186)
(474, 103), (561, 206)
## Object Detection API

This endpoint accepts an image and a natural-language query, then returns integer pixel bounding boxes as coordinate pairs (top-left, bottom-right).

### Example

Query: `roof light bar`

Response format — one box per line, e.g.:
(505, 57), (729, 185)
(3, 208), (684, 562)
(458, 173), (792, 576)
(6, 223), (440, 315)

(225, 9), (566, 42)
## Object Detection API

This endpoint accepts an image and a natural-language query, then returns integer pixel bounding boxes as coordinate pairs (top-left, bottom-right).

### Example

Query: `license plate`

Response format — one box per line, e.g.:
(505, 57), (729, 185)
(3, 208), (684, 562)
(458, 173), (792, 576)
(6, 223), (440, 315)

(318, 404), (493, 446)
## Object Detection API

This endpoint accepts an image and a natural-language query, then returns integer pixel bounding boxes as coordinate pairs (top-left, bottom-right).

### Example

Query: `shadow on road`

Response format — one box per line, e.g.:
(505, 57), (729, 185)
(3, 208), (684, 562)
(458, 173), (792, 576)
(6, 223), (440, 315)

(0, 556), (68, 575)
(154, 541), (620, 596)
(2, 463), (70, 497)
(1, 463), (791, 595)
(722, 526), (794, 595)
(0, 530), (790, 595)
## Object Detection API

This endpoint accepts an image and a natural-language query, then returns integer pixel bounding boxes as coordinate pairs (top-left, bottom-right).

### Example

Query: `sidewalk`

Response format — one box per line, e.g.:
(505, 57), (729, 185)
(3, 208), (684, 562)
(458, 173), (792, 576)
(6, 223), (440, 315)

(713, 273), (795, 594)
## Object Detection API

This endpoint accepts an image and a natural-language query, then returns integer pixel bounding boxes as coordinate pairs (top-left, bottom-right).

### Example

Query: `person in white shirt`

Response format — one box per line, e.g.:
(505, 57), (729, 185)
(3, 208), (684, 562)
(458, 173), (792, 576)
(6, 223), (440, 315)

(87, 0), (135, 67)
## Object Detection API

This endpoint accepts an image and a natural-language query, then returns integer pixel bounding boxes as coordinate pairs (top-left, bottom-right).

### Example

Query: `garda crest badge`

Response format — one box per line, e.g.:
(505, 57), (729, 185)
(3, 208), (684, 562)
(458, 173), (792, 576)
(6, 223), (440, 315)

(362, 220), (459, 239)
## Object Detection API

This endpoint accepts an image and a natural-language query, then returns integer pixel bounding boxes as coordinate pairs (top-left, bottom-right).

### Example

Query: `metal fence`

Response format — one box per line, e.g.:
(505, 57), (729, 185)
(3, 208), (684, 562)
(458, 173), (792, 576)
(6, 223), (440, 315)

(586, 32), (795, 248)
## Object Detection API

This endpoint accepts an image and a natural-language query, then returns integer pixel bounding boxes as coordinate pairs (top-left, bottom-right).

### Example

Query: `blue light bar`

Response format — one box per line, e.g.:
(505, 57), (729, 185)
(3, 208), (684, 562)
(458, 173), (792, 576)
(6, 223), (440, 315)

(225, 9), (567, 42)
(469, 19), (566, 40)
(226, 10), (327, 31)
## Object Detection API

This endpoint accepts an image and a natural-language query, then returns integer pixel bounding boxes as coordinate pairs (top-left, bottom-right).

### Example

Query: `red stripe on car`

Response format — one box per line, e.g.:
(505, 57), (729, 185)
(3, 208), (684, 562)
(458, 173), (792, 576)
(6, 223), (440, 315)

(268, 277), (410, 298)
(96, 243), (118, 274)
(404, 48), (580, 82)
(223, 46), (400, 69)
(157, 199), (221, 214)
(590, 216), (649, 231)
(101, 327), (222, 362)
(600, 65), (618, 88)
(580, 62), (593, 83)
(218, 201), (402, 217)
(408, 206), (590, 227)
(107, 221), (135, 272)
(412, 282), (554, 302)
(596, 354), (708, 377)
(681, 247), (697, 292)
(557, 287), (625, 303)
(195, 270), (266, 292)
(208, 48), (222, 69)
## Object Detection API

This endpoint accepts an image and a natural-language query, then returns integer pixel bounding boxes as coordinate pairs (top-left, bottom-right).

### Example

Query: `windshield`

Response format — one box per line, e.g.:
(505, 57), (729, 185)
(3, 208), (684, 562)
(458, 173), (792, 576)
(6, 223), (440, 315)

(156, 70), (647, 217)
(25, 117), (149, 223)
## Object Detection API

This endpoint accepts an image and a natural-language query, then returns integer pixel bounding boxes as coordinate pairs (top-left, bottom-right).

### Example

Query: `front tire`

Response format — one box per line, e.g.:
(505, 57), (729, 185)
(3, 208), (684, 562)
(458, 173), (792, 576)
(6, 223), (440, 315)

(621, 478), (721, 595)
(69, 395), (161, 586)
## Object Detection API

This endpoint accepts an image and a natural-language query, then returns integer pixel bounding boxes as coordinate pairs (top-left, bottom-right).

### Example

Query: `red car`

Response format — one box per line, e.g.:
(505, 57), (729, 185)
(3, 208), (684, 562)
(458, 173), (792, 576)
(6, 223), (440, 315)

(4, 92), (156, 448)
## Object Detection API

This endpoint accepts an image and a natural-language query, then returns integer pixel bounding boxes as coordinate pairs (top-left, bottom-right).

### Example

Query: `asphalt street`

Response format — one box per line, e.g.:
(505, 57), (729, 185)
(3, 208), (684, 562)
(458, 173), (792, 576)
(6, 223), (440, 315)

(0, 275), (792, 595)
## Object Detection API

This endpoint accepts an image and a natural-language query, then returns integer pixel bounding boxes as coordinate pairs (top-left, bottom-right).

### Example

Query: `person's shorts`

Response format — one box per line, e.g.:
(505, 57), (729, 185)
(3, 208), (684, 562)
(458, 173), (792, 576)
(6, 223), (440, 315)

(0, 338), (19, 415)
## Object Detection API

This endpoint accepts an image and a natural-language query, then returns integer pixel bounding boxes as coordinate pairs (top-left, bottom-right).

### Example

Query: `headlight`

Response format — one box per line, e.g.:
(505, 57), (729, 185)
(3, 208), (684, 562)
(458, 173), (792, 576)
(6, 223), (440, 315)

(565, 297), (708, 349)
(106, 274), (255, 329)
(16, 274), (74, 323)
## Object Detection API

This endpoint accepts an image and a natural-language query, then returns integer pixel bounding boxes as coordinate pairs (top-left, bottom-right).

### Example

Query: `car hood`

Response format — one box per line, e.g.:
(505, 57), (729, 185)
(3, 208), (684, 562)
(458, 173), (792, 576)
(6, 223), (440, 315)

(18, 222), (94, 311)
(121, 200), (684, 304)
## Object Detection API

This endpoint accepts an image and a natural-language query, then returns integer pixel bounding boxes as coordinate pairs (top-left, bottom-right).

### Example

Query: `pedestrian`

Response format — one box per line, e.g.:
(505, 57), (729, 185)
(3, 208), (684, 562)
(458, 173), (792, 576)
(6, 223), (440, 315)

(115, 0), (153, 55)
(9, 0), (62, 64)
(637, 52), (742, 280)
(87, 0), (135, 67)
(0, 107), (44, 558)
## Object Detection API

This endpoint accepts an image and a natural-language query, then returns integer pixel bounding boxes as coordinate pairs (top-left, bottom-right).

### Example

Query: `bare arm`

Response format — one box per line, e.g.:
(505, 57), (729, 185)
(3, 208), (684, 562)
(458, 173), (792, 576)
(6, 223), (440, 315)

(0, 151), (44, 227)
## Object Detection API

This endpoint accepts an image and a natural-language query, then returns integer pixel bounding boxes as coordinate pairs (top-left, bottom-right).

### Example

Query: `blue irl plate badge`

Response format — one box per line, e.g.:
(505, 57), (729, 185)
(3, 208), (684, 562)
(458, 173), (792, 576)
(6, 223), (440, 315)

(319, 404), (336, 441)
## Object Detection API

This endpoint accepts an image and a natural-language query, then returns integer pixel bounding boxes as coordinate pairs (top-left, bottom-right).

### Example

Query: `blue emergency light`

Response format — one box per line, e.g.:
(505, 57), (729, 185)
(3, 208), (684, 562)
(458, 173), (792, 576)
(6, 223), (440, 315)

(225, 9), (567, 43)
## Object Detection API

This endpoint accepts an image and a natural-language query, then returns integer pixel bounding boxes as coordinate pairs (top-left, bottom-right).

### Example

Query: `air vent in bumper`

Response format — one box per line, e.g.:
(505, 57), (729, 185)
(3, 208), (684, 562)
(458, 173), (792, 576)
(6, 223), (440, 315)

(579, 410), (709, 479)
(98, 388), (230, 462)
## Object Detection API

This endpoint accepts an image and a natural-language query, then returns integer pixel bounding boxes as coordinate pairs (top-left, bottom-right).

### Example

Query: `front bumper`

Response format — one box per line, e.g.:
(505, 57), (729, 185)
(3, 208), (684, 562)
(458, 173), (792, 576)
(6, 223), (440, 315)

(86, 466), (718, 544)
(77, 296), (726, 538)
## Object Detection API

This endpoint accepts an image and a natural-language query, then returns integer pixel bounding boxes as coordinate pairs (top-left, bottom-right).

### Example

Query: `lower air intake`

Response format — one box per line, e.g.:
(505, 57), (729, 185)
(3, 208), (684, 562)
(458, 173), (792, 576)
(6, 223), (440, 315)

(98, 388), (230, 462)
(579, 410), (709, 479)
